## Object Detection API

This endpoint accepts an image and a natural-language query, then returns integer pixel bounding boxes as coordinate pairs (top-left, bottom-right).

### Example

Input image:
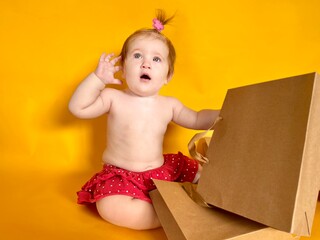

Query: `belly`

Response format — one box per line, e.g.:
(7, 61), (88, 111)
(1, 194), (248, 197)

(102, 148), (165, 172)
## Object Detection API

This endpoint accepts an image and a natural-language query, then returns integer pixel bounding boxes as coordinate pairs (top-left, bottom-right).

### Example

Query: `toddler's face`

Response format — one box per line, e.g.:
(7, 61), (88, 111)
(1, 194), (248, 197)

(122, 37), (172, 97)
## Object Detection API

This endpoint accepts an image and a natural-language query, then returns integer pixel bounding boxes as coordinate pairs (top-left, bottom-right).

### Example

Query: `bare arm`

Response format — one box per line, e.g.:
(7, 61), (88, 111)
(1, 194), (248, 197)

(171, 98), (220, 130)
(68, 53), (122, 118)
(68, 73), (110, 118)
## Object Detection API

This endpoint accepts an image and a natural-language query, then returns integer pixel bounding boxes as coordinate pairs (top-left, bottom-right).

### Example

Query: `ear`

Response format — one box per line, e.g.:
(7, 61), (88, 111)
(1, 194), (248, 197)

(165, 72), (174, 84)
(121, 64), (126, 78)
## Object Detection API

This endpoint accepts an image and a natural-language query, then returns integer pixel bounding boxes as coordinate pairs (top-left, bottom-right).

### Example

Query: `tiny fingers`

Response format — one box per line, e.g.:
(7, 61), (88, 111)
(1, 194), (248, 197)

(99, 52), (115, 62)
(99, 52), (106, 62)
(114, 66), (122, 72)
(110, 55), (122, 65)
(99, 53), (121, 65)
(104, 53), (114, 61)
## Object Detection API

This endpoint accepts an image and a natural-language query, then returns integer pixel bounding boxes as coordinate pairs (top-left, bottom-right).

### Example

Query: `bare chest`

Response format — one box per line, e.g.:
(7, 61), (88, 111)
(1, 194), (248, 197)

(109, 95), (173, 132)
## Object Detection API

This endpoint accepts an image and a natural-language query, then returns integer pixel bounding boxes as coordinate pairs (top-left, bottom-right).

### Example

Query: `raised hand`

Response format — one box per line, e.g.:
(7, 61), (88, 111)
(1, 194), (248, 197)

(95, 53), (122, 85)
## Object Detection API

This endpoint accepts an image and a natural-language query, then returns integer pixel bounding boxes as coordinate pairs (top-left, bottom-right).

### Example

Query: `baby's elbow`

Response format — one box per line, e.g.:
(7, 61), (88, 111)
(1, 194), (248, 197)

(68, 103), (104, 119)
(68, 102), (86, 119)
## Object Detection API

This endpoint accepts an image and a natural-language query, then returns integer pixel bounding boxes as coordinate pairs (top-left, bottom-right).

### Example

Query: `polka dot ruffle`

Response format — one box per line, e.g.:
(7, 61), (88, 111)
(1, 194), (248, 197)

(77, 152), (198, 204)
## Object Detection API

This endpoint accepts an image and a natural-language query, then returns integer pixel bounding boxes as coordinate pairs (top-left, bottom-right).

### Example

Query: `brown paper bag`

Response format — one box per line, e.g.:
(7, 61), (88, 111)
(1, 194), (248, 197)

(197, 72), (320, 236)
(150, 180), (299, 240)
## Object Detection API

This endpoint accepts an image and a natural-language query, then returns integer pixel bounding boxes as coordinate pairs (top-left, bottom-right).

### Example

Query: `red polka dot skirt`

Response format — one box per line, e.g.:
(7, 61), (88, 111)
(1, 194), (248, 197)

(77, 152), (199, 204)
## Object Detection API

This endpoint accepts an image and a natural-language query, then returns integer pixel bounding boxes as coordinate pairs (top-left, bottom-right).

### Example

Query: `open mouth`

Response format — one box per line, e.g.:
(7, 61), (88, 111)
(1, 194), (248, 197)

(140, 74), (151, 80)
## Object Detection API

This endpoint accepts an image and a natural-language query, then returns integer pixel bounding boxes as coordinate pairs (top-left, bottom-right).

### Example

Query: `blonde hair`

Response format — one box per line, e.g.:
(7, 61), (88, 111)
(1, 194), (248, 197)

(119, 10), (176, 77)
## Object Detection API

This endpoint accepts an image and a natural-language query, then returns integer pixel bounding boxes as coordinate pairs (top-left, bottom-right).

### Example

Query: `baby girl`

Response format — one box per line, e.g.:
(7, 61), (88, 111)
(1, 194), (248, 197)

(69, 10), (219, 230)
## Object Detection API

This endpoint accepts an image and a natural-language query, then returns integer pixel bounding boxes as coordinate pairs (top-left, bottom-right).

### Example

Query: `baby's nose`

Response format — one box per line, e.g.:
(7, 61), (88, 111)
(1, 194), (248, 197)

(141, 61), (151, 69)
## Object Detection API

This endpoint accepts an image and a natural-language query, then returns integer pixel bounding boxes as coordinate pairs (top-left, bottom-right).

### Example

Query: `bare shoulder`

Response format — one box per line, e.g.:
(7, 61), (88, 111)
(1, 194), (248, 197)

(160, 96), (184, 113)
(100, 88), (123, 100)
(97, 88), (125, 114)
(161, 96), (183, 107)
(101, 87), (122, 95)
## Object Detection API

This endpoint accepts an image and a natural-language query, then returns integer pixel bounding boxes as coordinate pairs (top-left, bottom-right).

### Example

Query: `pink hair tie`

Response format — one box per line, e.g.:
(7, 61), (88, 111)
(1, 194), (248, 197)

(152, 18), (164, 32)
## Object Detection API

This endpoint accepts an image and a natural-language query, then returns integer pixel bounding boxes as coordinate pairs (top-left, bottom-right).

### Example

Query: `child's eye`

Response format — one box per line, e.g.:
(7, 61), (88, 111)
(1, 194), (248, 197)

(153, 57), (161, 62)
(134, 53), (142, 59)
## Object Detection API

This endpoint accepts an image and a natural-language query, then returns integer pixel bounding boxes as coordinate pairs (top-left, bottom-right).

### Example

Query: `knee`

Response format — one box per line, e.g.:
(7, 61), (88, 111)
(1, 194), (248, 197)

(96, 196), (160, 230)
(96, 200), (117, 224)
(96, 198), (125, 227)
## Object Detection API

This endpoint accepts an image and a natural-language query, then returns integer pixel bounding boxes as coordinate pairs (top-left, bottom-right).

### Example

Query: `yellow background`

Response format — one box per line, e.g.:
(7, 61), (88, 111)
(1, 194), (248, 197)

(0, 0), (319, 239)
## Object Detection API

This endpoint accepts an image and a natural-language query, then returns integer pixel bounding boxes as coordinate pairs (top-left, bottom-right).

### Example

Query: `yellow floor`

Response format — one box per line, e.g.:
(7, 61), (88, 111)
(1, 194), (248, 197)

(0, 168), (166, 240)
(1, 165), (319, 240)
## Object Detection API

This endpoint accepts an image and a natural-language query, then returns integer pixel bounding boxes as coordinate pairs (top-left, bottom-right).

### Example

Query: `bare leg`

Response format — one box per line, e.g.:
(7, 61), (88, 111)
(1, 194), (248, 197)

(96, 195), (161, 230)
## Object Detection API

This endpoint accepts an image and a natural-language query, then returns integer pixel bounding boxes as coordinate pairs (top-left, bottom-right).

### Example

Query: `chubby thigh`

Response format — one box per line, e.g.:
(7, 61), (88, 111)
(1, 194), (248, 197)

(96, 195), (160, 230)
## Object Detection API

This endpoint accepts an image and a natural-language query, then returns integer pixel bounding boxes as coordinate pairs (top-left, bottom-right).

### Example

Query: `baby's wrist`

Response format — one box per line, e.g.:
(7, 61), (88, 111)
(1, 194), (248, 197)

(93, 72), (107, 85)
(91, 72), (107, 89)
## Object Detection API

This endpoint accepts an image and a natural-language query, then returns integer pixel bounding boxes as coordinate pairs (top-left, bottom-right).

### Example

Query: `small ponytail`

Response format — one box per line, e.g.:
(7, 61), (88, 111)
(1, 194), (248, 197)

(152, 9), (174, 32)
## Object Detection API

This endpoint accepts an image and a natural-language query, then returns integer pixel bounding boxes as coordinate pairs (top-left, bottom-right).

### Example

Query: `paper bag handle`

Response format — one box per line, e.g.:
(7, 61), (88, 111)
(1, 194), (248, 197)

(188, 116), (222, 164)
